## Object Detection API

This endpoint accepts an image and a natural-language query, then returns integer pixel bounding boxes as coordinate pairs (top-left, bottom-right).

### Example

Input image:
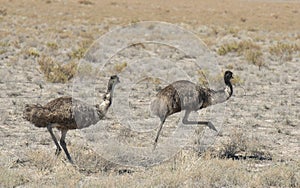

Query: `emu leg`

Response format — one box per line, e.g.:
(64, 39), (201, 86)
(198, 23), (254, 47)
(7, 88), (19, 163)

(153, 116), (166, 150)
(60, 129), (73, 163)
(182, 110), (191, 124)
(182, 110), (217, 132)
(47, 124), (62, 156)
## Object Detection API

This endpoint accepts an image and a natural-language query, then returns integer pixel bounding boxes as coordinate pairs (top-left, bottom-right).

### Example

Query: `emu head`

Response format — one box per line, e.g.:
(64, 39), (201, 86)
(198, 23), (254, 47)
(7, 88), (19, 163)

(107, 75), (120, 92)
(224, 71), (233, 85)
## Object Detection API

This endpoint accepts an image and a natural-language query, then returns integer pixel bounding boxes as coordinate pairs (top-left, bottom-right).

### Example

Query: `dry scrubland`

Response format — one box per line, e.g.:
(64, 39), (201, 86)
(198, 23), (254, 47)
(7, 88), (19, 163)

(0, 0), (299, 187)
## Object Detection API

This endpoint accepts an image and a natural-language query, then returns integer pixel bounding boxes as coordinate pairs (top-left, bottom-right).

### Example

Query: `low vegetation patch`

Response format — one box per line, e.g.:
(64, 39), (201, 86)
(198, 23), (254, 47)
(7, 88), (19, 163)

(218, 131), (272, 161)
(25, 47), (40, 58)
(46, 42), (58, 50)
(114, 62), (127, 73)
(217, 40), (264, 68)
(38, 55), (78, 83)
(269, 42), (300, 61)
(68, 40), (93, 60)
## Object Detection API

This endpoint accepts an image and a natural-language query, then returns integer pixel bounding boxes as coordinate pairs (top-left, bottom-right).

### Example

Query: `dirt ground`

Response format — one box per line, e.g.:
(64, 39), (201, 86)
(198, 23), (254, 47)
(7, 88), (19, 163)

(0, 0), (299, 187)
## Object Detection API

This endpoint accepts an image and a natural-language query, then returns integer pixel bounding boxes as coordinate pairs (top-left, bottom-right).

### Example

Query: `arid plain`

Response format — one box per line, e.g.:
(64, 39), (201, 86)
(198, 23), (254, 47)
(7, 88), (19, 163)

(0, 0), (299, 187)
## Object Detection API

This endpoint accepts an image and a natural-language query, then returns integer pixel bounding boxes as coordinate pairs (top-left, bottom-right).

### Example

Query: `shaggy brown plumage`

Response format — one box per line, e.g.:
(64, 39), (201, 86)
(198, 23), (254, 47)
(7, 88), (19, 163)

(150, 71), (233, 149)
(23, 75), (120, 163)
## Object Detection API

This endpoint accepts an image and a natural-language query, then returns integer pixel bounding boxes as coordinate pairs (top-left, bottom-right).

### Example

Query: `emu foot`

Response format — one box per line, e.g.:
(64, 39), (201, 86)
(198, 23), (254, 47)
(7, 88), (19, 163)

(182, 120), (218, 132)
(68, 158), (74, 164)
(206, 122), (217, 132)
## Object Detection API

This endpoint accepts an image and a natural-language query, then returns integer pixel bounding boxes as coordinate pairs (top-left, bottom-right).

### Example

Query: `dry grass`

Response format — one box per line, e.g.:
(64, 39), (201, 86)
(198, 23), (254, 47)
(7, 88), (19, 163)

(217, 40), (264, 68)
(46, 42), (59, 50)
(217, 131), (272, 161)
(1, 1), (299, 187)
(27, 150), (298, 187)
(68, 40), (93, 60)
(113, 62), (127, 73)
(217, 40), (260, 56)
(38, 55), (78, 83)
(269, 42), (300, 62)
(78, 0), (94, 5)
(1, 149), (298, 187)
(0, 166), (29, 187)
(25, 47), (40, 58)
(244, 50), (264, 69)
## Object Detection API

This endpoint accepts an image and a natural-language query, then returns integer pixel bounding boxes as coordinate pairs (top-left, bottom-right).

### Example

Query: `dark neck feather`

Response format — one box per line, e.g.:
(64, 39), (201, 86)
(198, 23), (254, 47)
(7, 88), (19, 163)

(107, 83), (113, 93)
(224, 78), (233, 99)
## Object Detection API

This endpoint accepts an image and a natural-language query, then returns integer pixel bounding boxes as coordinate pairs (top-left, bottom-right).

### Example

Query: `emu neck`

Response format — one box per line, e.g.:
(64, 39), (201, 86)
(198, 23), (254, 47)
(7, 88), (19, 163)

(211, 81), (233, 105)
(96, 83), (116, 117)
(225, 79), (233, 100)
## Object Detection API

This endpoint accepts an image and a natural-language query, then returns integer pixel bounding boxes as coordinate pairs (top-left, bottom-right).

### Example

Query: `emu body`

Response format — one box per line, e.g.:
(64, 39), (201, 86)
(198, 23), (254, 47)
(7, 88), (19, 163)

(23, 75), (120, 163)
(150, 71), (233, 149)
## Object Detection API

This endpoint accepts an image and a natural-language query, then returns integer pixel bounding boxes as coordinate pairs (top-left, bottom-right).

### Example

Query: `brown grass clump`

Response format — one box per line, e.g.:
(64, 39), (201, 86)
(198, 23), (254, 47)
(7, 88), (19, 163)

(78, 0), (94, 5)
(244, 50), (264, 69)
(113, 62), (127, 73)
(269, 42), (300, 62)
(38, 55), (78, 83)
(217, 40), (264, 68)
(25, 47), (40, 58)
(46, 42), (58, 50)
(218, 131), (272, 160)
(217, 40), (260, 56)
(68, 40), (93, 60)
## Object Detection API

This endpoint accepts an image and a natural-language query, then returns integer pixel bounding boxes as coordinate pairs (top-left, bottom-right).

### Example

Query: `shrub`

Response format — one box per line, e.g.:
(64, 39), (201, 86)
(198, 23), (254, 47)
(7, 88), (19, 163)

(245, 50), (264, 69)
(217, 40), (260, 56)
(46, 42), (58, 50)
(26, 47), (40, 58)
(269, 42), (299, 61)
(114, 62), (127, 73)
(38, 55), (77, 83)
(217, 40), (264, 68)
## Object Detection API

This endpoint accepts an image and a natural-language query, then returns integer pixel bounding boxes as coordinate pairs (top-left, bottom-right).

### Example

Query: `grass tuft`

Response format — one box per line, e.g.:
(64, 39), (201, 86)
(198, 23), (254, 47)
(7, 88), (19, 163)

(38, 55), (78, 83)
(114, 62), (127, 73)
(46, 42), (58, 50)
(26, 47), (40, 58)
(269, 42), (300, 61)
(217, 40), (264, 68)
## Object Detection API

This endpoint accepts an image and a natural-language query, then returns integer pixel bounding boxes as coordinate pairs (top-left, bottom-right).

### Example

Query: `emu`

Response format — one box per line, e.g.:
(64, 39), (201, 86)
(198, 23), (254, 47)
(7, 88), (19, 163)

(23, 75), (120, 163)
(150, 71), (233, 149)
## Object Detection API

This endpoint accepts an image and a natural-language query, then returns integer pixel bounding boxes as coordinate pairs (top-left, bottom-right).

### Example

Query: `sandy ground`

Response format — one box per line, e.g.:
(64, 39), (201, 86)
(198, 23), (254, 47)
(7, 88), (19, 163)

(0, 0), (299, 187)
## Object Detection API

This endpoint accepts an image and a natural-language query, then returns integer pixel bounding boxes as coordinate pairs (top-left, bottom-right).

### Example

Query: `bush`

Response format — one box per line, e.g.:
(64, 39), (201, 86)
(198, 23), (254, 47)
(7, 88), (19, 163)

(217, 40), (264, 68)
(269, 42), (299, 61)
(38, 55), (77, 83)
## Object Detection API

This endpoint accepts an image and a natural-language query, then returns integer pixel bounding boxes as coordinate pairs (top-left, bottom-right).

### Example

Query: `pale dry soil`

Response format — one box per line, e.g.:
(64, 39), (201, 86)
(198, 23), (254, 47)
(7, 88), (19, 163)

(0, 0), (299, 187)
